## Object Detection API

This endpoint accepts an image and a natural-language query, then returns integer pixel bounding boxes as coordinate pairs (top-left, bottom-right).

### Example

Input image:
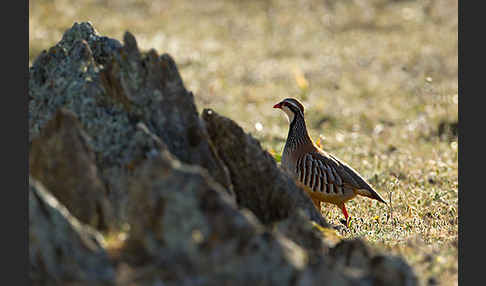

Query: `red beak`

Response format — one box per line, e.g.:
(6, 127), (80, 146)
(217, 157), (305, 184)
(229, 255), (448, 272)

(273, 103), (282, 109)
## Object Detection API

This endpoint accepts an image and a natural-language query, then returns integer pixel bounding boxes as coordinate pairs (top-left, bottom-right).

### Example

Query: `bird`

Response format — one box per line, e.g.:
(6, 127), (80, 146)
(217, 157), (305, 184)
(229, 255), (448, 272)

(273, 97), (387, 227)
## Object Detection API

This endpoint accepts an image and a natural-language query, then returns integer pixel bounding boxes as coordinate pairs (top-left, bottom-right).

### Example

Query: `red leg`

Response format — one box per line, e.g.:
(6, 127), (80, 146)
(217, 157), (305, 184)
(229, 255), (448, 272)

(340, 203), (350, 227)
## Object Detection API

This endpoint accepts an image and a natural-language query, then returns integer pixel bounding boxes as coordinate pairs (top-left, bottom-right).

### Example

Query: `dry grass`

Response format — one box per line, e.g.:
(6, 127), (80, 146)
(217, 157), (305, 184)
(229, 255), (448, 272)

(30, 0), (458, 285)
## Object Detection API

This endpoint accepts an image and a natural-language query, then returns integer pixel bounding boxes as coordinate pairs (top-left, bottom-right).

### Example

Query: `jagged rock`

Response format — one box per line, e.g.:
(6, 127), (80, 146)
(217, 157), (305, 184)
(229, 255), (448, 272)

(123, 151), (312, 285)
(296, 261), (356, 286)
(330, 239), (372, 269)
(29, 108), (114, 230)
(29, 176), (115, 285)
(274, 210), (334, 258)
(29, 22), (232, 224)
(99, 31), (232, 190)
(202, 108), (329, 227)
(329, 239), (418, 286)
(29, 24), (162, 171)
(369, 255), (418, 286)
(57, 22), (123, 66)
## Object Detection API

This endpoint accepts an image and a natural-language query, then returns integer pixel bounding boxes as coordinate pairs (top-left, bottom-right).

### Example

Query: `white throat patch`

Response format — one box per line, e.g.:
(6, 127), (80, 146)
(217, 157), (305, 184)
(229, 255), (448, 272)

(281, 105), (295, 123)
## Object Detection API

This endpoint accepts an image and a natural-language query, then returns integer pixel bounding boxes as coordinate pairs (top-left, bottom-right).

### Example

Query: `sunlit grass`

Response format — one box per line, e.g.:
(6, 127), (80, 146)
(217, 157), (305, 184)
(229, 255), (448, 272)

(30, 0), (457, 284)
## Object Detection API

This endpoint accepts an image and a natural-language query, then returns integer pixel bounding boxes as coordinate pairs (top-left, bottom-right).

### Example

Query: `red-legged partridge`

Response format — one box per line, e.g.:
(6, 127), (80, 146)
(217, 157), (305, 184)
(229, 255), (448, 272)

(273, 98), (386, 227)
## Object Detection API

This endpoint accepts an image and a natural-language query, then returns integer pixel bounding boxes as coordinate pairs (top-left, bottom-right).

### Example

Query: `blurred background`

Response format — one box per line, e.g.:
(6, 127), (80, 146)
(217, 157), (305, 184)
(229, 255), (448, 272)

(30, 0), (458, 285)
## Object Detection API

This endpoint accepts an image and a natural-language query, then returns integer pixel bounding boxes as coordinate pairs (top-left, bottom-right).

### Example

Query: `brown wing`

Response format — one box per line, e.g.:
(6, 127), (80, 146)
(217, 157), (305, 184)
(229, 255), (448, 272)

(295, 152), (348, 199)
(322, 150), (386, 203)
(296, 149), (386, 204)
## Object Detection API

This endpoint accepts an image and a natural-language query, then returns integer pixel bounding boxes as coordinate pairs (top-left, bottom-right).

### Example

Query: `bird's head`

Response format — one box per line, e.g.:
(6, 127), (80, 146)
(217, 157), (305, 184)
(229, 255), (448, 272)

(273, 98), (305, 123)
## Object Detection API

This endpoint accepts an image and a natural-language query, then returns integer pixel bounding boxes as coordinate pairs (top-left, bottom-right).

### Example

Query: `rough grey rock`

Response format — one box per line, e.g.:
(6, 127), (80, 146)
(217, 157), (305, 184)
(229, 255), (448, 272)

(202, 108), (329, 227)
(29, 22), (232, 224)
(99, 31), (232, 190)
(329, 239), (418, 286)
(57, 22), (123, 66)
(29, 108), (114, 230)
(29, 24), (157, 226)
(123, 151), (312, 285)
(369, 255), (419, 286)
(29, 176), (115, 285)
(275, 209), (333, 258)
(330, 239), (372, 270)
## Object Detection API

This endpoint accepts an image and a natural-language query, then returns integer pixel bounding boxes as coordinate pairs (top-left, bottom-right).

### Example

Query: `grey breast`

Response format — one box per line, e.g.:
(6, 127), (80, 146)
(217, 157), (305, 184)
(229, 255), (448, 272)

(281, 147), (298, 178)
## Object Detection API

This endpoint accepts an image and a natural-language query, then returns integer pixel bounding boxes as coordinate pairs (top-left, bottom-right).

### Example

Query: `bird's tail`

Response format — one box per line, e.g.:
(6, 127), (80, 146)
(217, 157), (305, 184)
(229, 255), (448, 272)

(356, 188), (387, 204)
